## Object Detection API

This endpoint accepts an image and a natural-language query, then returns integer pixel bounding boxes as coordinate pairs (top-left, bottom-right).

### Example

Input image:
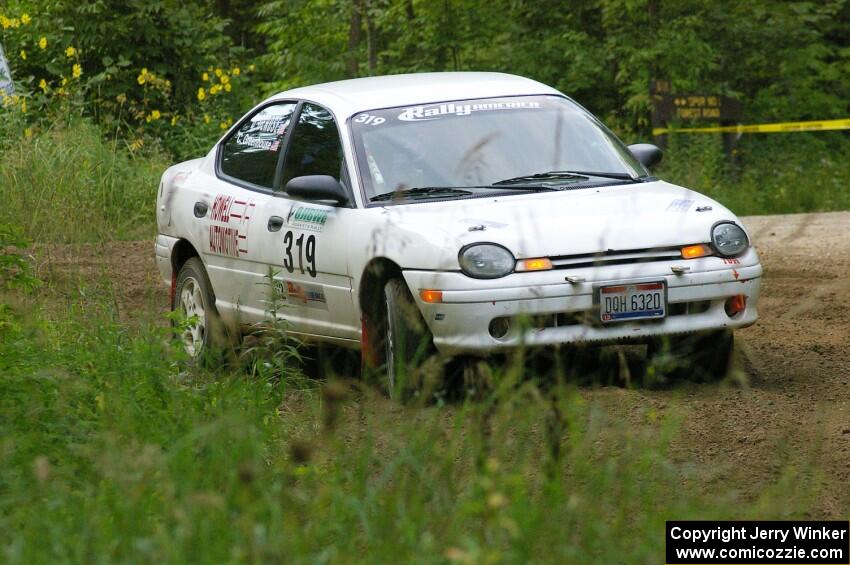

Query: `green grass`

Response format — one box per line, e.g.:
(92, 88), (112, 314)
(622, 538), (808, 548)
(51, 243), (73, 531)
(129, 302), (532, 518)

(0, 119), (167, 244)
(655, 132), (850, 215)
(0, 290), (816, 564)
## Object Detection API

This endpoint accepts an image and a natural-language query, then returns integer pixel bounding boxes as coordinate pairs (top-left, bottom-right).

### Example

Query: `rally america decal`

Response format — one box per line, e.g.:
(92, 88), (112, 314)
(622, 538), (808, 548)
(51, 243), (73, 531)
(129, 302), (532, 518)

(208, 193), (255, 257)
(286, 205), (329, 232)
(397, 100), (541, 122)
(272, 279), (328, 310)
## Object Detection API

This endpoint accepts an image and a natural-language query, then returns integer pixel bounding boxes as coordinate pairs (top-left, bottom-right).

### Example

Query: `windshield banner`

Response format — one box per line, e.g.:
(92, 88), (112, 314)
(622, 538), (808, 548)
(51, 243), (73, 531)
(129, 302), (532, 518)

(398, 100), (542, 122)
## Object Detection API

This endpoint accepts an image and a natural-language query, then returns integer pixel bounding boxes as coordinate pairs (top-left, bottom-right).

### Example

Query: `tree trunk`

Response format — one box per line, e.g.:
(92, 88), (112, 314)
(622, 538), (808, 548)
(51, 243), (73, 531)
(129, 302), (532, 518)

(365, 3), (378, 72)
(347, 0), (363, 78)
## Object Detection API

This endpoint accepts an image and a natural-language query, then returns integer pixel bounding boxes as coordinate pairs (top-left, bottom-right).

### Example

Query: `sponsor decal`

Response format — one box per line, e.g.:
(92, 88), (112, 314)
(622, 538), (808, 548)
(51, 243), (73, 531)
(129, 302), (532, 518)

(210, 194), (233, 222)
(722, 257), (741, 265)
(274, 279), (328, 310)
(233, 117), (289, 152)
(286, 205), (329, 232)
(666, 198), (694, 212)
(208, 193), (254, 257)
(209, 225), (241, 257)
(397, 100), (542, 122)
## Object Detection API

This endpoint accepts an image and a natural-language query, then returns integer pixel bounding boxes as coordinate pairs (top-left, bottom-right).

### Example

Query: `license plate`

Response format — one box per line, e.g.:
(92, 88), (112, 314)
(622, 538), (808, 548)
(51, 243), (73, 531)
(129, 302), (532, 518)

(599, 282), (666, 323)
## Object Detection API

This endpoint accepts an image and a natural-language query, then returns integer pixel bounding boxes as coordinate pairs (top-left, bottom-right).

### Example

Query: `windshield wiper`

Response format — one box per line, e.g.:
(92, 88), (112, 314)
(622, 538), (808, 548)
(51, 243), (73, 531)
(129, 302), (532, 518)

(370, 187), (473, 202)
(371, 184), (562, 202)
(493, 170), (638, 185)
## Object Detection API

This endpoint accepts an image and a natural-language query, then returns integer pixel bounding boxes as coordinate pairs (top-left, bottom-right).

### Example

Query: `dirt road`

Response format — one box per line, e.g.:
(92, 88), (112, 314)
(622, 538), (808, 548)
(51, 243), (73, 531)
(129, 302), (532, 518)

(32, 211), (850, 516)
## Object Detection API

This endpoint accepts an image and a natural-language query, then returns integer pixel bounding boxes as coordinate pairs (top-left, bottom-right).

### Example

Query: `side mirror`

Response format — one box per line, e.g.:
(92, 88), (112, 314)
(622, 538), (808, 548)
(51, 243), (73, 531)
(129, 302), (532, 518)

(284, 175), (349, 205)
(627, 143), (663, 169)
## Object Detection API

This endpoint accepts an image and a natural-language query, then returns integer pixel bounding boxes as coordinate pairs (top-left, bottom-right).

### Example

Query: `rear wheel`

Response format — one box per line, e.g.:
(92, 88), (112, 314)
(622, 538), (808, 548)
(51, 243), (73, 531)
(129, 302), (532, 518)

(375, 278), (440, 401)
(647, 330), (735, 383)
(173, 257), (227, 364)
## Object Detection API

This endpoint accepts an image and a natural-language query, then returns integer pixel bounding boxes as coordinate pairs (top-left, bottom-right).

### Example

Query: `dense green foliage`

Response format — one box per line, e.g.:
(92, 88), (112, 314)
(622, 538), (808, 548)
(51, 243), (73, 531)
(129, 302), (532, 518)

(0, 0), (847, 234)
(257, 0), (850, 129)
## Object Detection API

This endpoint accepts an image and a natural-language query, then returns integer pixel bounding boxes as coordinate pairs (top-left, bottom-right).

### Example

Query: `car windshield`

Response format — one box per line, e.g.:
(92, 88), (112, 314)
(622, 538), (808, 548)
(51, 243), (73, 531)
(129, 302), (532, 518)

(350, 95), (649, 203)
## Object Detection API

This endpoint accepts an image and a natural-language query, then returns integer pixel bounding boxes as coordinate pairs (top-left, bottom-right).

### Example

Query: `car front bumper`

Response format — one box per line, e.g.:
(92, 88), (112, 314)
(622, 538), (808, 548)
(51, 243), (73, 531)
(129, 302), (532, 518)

(402, 251), (762, 355)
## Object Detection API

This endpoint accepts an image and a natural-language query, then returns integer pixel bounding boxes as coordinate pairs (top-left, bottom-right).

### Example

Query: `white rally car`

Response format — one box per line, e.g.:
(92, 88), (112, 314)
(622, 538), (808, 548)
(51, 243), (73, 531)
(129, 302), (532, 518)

(155, 72), (761, 387)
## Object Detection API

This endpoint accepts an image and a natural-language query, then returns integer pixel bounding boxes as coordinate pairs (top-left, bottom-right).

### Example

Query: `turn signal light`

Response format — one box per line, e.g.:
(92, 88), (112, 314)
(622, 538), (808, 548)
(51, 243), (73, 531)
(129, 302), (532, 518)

(681, 244), (712, 259)
(725, 294), (746, 317)
(515, 257), (553, 272)
(419, 289), (443, 303)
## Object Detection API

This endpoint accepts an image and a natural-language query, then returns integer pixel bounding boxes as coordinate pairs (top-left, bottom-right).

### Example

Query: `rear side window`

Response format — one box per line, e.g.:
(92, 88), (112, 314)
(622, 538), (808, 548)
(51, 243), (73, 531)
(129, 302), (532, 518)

(280, 103), (343, 189)
(220, 102), (297, 188)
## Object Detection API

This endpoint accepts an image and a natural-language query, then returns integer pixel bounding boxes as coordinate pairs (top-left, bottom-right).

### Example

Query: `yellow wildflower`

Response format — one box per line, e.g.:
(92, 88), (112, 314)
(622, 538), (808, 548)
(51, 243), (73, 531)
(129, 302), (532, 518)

(203, 114), (211, 124)
(209, 84), (221, 95)
(171, 115), (178, 126)
(214, 68), (223, 77)
(72, 64), (82, 78)
(65, 46), (77, 58)
(39, 79), (48, 92)
(20, 50), (26, 60)
(197, 87), (206, 101)
(224, 83), (231, 93)
(219, 121), (228, 130)
(202, 72), (209, 81)
(151, 109), (161, 120)
(231, 67), (240, 76)
(219, 74), (229, 85)
(21, 14), (31, 25)
(10, 18), (20, 28)
(0, 16), (9, 29)
(38, 37), (47, 49)
(25, 128), (33, 137)
(61, 77), (68, 86)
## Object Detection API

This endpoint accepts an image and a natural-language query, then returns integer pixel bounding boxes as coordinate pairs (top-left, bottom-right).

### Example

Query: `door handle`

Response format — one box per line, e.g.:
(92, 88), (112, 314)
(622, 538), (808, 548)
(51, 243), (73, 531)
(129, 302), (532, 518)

(194, 201), (208, 218)
(267, 216), (284, 232)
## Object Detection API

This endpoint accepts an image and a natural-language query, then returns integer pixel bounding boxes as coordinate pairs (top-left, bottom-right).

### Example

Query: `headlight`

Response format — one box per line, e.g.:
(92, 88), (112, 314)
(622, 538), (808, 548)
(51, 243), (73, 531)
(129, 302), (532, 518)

(459, 243), (515, 279)
(711, 222), (749, 256)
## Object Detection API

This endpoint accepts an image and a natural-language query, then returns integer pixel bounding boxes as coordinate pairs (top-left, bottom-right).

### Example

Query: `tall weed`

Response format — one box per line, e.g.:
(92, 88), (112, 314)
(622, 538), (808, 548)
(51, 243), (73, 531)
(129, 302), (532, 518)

(0, 119), (167, 243)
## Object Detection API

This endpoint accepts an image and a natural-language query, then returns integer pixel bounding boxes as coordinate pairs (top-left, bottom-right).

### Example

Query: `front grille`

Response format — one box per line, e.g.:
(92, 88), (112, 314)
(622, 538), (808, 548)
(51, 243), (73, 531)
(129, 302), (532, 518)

(512, 300), (714, 330)
(548, 246), (683, 270)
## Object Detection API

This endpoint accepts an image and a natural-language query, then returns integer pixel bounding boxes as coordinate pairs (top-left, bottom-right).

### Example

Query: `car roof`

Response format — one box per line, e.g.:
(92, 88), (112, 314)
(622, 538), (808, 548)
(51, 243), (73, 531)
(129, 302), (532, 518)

(267, 72), (562, 118)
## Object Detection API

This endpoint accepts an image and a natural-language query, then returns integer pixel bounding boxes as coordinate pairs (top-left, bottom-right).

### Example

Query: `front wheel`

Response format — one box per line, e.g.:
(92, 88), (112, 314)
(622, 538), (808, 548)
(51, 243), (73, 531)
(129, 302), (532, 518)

(376, 278), (441, 401)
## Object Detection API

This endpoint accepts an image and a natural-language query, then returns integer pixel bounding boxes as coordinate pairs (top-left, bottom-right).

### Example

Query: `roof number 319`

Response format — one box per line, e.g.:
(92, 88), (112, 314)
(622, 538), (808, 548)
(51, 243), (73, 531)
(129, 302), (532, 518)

(354, 114), (385, 126)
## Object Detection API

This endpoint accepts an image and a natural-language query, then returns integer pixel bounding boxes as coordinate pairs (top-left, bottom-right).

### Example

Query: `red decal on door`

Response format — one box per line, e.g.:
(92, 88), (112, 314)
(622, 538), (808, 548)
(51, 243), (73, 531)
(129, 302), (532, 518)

(209, 225), (241, 257)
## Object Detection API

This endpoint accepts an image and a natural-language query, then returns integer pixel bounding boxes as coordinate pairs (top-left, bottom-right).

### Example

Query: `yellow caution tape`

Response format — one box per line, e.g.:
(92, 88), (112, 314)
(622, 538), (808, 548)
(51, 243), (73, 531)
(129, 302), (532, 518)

(653, 118), (850, 136)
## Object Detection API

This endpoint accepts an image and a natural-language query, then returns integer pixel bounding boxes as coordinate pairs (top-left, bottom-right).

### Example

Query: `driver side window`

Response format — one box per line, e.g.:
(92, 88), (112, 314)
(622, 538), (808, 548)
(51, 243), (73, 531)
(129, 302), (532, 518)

(280, 103), (344, 189)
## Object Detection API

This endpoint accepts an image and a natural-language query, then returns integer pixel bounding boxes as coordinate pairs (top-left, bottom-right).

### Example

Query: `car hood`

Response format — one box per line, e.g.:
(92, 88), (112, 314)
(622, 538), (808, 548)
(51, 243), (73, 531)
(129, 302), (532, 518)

(379, 180), (748, 268)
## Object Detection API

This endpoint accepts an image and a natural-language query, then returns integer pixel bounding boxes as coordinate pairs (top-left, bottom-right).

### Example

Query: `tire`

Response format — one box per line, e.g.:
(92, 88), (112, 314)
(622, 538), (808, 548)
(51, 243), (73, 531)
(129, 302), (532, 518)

(173, 257), (227, 364)
(647, 330), (735, 383)
(377, 278), (440, 401)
